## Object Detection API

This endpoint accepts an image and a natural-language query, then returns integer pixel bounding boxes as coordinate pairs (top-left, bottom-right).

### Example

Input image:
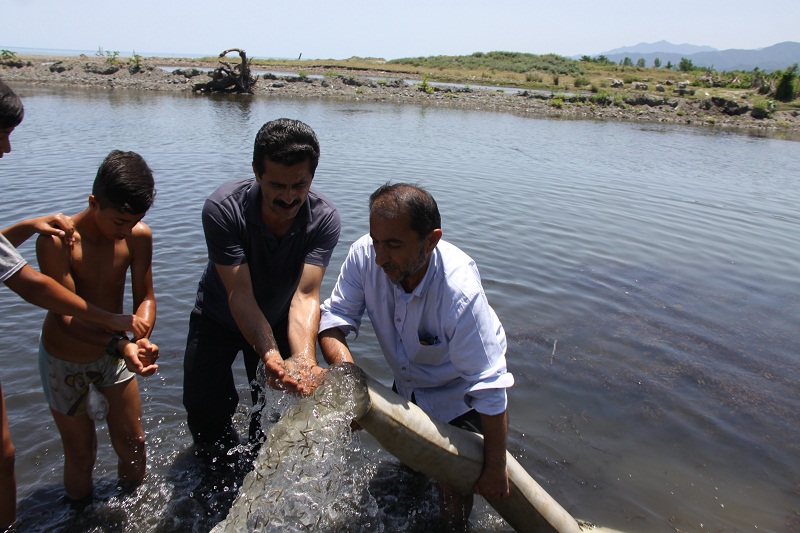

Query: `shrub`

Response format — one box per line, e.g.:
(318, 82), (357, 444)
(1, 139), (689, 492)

(751, 100), (774, 118)
(419, 74), (435, 94)
(129, 50), (143, 73)
(775, 64), (798, 102)
(574, 76), (591, 87)
(550, 97), (564, 108)
(526, 72), (543, 83)
(591, 91), (612, 105)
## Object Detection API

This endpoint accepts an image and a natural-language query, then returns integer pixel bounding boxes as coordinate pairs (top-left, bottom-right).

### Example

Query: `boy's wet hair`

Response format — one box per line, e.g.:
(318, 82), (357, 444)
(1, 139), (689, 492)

(92, 150), (156, 214)
(0, 79), (24, 129)
(369, 182), (441, 237)
(252, 118), (320, 177)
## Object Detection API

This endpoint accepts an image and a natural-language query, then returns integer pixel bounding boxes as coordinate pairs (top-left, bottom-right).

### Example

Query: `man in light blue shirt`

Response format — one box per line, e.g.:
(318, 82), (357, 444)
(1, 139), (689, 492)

(319, 182), (513, 530)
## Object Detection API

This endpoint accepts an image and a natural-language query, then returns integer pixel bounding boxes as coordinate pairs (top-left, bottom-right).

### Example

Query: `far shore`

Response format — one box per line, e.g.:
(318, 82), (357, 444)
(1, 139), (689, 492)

(3, 53), (799, 140)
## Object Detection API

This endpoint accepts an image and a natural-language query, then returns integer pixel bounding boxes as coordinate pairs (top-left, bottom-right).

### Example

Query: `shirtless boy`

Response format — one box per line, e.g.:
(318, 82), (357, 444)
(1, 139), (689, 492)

(1, 79), (148, 527)
(36, 149), (159, 504)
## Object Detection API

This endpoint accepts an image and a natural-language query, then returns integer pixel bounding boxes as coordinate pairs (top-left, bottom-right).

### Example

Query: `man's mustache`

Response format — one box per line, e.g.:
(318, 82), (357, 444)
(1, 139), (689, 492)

(273, 199), (301, 208)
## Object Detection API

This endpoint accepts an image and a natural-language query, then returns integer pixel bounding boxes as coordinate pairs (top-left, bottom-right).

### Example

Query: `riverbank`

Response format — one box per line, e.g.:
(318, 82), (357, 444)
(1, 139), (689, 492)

(3, 54), (799, 139)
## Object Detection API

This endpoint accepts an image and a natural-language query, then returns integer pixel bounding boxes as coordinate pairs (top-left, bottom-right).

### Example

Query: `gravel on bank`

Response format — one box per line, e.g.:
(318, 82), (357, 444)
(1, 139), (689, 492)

(3, 54), (799, 140)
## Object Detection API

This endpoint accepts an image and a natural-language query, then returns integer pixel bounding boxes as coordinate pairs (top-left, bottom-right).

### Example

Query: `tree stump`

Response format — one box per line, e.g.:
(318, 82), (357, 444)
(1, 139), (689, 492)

(193, 48), (258, 94)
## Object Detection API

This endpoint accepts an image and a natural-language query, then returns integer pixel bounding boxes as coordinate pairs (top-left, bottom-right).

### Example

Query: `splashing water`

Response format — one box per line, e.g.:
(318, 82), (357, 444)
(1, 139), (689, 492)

(213, 365), (384, 532)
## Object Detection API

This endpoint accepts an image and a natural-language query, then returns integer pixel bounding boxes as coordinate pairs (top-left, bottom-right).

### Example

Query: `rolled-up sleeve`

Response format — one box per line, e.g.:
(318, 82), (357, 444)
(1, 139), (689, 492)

(0, 234), (26, 284)
(320, 238), (368, 337)
(448, 289), (514, 416)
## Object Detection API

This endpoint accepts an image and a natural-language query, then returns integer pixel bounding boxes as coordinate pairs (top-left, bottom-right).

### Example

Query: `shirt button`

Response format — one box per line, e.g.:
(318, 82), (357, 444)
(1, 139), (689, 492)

(395, 318), (401, 322)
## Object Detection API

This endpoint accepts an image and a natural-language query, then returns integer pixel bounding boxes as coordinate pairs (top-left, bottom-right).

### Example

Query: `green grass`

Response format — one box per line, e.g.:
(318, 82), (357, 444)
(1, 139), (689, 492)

(184, 51), (798, 103)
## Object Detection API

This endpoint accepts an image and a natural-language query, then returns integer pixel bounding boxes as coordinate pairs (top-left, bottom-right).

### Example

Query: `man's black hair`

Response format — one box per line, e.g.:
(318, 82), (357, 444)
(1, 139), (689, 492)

(252, 118), (320, 176)
(369, 182), (441, 237)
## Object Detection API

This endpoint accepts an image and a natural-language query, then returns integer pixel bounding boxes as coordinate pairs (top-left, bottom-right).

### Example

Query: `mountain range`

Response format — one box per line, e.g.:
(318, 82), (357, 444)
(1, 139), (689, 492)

(585, 41), (800, 72)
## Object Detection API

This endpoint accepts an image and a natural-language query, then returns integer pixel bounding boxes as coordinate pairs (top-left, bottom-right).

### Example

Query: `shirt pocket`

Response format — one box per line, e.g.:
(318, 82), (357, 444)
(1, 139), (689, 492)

(413, 339), (448, 366)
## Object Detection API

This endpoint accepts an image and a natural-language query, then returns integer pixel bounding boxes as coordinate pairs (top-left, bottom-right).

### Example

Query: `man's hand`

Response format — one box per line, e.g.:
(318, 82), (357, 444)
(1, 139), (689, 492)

(32, 213), (76, 246)
(120, 338), (159, 377)
(283, 356), (326, 394)
(263, 350), (302, 393)
(473, 465), (511, 500)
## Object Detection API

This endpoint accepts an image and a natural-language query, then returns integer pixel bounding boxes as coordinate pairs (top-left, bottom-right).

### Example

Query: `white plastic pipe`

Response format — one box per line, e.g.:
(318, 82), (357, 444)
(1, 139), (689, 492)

(348, 364), (583, 533)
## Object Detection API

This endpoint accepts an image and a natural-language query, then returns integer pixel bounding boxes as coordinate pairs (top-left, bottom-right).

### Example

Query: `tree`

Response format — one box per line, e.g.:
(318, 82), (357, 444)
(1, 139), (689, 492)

(654, 58), (662, 68)
(775, 64), (798, 102)
(636, 58), (646, 68)
(678, 57), (695, 72)
(666, 61), (673, 70)
(622, 57), (633, 67)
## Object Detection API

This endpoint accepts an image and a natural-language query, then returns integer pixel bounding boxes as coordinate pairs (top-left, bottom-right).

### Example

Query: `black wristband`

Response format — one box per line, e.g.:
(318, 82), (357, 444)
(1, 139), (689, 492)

(106, 334), (129, 358)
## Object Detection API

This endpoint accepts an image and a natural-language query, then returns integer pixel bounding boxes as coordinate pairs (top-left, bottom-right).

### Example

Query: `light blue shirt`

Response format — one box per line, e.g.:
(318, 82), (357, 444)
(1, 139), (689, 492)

(320, 234), (513, 422)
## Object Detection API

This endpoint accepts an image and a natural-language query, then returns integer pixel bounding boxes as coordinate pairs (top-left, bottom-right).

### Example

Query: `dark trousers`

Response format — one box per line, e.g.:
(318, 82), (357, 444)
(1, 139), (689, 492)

(182, 309), (290, 447)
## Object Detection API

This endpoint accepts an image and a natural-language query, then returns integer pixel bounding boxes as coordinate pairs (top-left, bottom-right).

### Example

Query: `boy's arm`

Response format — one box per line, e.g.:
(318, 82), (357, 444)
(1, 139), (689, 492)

(2, 213), (75, 248)
(124, 223), (159, 376)
(129, 223), (156, 339)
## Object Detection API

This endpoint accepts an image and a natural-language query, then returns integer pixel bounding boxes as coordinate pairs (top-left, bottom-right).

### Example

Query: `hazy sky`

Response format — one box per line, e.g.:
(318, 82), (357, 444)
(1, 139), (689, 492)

(2, 0), (798, 59)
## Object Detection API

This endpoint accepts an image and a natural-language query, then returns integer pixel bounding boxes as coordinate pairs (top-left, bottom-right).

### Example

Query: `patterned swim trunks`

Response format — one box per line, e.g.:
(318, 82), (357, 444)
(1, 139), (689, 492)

(38, 337), (135, 416)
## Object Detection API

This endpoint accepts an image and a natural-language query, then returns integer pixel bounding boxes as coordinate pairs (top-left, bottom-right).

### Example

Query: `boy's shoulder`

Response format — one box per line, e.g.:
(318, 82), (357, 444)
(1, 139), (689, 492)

(131, 220), (153, 239)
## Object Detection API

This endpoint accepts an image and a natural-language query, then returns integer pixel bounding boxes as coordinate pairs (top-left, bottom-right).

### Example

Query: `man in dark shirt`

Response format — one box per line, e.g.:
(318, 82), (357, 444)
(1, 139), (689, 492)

(183, 118), (340, 450)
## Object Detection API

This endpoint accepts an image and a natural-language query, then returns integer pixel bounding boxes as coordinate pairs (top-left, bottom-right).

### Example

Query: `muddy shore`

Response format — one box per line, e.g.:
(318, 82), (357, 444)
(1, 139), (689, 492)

(3, 54), (799, 140)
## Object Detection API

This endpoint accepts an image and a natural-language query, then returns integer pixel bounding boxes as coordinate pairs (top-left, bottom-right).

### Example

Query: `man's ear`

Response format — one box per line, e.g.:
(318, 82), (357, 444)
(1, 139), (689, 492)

(88, 195), (98, 209)
(252, 162), (260, 180)
(425, 228), (443, 253)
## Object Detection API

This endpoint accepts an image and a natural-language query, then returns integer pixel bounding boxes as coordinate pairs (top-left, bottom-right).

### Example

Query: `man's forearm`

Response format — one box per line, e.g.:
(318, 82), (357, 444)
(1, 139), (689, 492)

(479, 410), (509, 472)
(318, 328), (354, 364)
(287, 293), (321, 365)
(229, 292), (280, 358)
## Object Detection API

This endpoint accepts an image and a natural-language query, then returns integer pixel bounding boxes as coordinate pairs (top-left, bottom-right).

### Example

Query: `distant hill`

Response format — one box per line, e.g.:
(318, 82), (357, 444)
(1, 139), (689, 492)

(591, 41), (800, 72)
(601, 40), (717, 56)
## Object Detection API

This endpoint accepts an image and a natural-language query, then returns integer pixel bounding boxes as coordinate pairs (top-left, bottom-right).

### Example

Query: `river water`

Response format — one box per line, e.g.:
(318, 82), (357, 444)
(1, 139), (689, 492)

(0, 85), (798, 532)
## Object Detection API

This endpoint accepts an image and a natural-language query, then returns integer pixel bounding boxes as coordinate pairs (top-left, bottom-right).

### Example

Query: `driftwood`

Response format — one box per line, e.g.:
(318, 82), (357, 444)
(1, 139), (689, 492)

(193, 48), (258, 94)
